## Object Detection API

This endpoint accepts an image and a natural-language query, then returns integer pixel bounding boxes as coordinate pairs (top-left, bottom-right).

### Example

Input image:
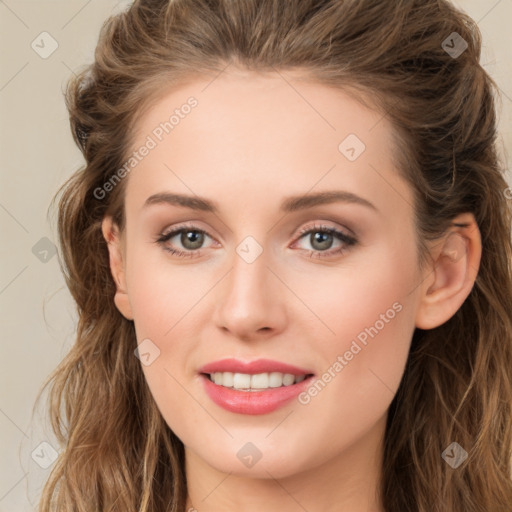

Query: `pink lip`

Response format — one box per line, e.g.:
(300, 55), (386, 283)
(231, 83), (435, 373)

(200, 374), (315, 415)
(198, 358), (313, 376)
(198, 358), (315, 415)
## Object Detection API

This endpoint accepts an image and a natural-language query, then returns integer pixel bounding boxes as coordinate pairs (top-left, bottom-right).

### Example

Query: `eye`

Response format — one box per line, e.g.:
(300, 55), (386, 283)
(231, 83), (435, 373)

(292, 223), (357, 259)
(154, 223), (215, 259)
(154, 222), (357, 260)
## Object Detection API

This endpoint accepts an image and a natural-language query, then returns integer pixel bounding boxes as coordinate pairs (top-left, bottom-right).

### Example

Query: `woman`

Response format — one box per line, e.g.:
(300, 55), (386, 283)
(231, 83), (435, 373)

(36, 0), (512, 510)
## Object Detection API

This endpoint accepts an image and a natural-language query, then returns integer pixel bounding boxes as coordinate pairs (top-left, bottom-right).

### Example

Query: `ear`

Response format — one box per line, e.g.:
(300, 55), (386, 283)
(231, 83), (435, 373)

(415, 212), (482, 330)
(101, 215), (134, 321)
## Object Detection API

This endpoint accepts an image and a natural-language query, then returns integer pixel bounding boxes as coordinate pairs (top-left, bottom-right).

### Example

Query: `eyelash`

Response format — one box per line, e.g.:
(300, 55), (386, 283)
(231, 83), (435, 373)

(154, 222), (357, 260)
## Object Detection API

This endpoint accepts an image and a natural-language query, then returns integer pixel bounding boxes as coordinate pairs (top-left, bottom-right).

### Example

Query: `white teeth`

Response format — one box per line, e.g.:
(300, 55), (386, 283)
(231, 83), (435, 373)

(269, 372), (283, 387)
(221, 372), (234, 387)
(209, 371), (308, 390)
(233, 373), (251, 389)
(250, 373), (269, 388)
(282, 373), (295, 386)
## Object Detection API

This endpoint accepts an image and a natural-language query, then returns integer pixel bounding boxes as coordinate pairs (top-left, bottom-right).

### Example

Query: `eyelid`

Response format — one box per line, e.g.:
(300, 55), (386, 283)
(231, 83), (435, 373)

(295, 221), (353, 238)
(155, 222), (217, 246)
(159, 223), (207, 239)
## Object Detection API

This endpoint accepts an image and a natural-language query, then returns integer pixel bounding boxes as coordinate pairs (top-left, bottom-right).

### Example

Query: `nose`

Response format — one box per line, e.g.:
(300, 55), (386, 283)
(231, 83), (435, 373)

(212, 244), (288, 341)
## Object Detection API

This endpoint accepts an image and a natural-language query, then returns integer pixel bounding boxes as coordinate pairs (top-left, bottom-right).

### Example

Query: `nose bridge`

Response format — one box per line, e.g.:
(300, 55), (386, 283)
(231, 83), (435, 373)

(225, 238), (273, 310)
(213, 235), (287, 336)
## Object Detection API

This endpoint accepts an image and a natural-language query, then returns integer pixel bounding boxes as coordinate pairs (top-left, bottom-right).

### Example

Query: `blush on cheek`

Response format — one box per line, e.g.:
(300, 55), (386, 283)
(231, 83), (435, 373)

(320, 284), (411, 387)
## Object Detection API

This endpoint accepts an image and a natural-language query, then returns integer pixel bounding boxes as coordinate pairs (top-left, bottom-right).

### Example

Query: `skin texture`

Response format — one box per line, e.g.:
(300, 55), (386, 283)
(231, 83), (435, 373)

(101, 68), (481, 512)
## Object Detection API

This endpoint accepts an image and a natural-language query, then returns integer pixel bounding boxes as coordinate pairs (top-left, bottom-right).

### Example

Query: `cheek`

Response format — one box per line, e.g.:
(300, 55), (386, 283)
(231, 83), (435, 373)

(297, 249), (415, 348)
(124, 251), (210, 431)
(295, 250), (417, 405)
(125, 247), (211, 338)
(138, 356), (211, 454)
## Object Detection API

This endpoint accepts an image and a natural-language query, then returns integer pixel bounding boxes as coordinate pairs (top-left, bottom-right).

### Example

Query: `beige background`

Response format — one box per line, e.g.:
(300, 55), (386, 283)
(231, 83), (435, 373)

(0, 1), (511, 510)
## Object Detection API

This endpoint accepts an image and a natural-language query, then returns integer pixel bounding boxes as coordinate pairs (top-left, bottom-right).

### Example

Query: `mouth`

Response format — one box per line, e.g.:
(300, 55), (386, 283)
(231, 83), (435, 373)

(199, 371), (316, 415)
(201, 371), (314, 391)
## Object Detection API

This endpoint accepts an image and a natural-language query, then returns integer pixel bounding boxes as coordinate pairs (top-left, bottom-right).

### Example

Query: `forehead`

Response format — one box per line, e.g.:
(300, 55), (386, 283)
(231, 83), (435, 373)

(132, 69), (388, 152)
(124, 69), (412, 219)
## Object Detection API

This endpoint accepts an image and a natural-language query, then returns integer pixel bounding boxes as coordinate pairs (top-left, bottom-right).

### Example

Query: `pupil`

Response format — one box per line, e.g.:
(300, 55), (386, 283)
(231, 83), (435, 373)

(182, 230), (203, 249)
(312, 232), (332, 250)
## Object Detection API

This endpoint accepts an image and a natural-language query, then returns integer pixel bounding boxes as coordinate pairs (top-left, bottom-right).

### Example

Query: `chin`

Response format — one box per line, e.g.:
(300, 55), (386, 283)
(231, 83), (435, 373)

(189, 437), (317, 480)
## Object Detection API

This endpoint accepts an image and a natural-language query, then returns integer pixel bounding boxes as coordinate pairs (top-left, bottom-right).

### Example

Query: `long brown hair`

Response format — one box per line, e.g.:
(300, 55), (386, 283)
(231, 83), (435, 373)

(36, 0), (512, 510)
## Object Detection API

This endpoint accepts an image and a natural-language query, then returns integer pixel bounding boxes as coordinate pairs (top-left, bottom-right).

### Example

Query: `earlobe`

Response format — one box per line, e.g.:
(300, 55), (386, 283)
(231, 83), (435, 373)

(415, 213), (482, 330)
(101, 216), (134, 321)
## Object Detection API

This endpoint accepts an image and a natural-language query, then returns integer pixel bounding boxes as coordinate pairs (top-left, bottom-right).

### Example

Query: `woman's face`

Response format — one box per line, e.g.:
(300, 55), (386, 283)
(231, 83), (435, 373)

(106, 69), (428, 479)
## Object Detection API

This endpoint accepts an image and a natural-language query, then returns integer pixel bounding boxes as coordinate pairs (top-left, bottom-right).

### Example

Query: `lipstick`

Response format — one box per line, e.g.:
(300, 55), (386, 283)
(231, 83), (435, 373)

(199, 358), (313, 376)
(198, 358), (315, 415)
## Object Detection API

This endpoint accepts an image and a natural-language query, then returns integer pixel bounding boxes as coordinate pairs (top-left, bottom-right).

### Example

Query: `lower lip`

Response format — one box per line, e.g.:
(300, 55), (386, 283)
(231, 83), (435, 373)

(200, 374), (315, 415)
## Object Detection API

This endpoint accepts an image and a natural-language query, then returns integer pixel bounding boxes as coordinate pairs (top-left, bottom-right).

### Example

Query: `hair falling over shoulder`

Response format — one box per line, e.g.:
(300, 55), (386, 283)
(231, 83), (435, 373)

(36, 0), (512, 510)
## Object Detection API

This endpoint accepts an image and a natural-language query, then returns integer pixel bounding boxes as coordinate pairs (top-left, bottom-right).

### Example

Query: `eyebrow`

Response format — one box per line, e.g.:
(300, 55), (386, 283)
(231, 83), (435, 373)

(142, 190), (378, 213)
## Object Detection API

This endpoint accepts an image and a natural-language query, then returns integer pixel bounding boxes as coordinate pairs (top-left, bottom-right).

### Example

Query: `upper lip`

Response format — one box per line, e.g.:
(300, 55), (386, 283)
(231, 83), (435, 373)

(199, 358), (314, 376)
